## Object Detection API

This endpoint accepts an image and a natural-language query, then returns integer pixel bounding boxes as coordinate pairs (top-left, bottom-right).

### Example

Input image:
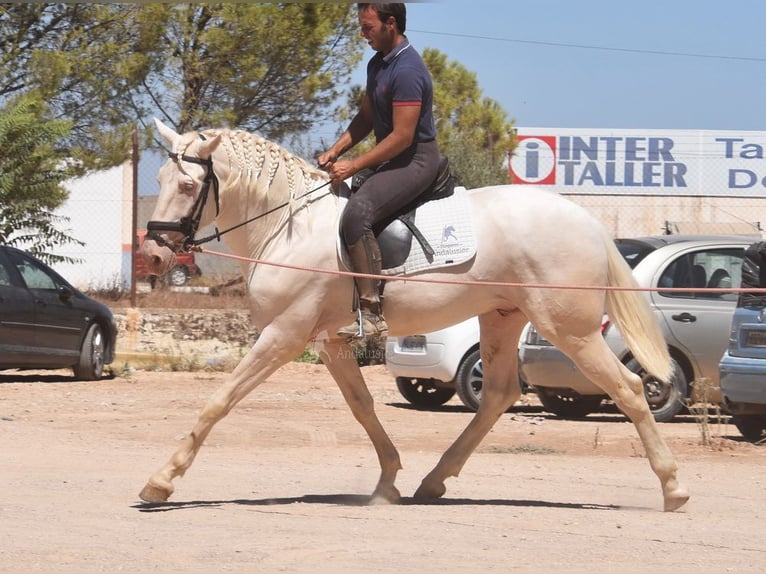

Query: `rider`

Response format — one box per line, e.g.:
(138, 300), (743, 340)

(318, 3), (440, 341)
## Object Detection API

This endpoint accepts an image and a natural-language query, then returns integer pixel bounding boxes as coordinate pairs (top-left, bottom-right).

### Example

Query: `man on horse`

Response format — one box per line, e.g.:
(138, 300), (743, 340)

(318, 3), (441, 341)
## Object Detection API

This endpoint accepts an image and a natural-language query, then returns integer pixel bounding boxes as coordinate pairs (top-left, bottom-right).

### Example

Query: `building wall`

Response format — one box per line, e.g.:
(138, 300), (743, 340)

(51, 163), (129, 290)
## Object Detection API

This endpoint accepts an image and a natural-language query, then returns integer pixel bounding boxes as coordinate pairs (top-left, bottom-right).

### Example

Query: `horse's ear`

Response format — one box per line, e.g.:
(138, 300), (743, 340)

(154, 118), (179, 146)
(198, 133), (222, 159)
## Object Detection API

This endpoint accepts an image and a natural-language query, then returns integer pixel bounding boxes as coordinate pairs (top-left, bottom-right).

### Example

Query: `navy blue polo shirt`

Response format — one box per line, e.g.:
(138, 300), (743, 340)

(366, 38), (436, 144)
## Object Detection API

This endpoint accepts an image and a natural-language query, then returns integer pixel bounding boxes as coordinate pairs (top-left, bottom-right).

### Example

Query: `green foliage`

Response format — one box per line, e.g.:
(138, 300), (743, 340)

(152, 3), (363, 139)
(1, 4), (149, 168)
(296, 345), (324, 364)
(424, 48), (514, 188)
(0, 3), (363, 252)
(442, 136), (509, 189)
(0, 93), (83, 262)
(0, 3), (363, 164)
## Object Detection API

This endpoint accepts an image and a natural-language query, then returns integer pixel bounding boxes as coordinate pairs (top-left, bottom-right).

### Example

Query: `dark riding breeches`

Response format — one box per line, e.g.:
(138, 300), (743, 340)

(341, 140), (440, 245)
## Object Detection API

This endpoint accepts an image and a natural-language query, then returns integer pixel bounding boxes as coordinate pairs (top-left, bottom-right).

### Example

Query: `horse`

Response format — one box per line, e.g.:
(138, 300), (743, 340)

(138, 118), (689, 512)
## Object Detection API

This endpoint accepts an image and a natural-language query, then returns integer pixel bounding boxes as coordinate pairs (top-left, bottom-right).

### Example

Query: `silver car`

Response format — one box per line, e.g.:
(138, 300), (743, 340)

(519, 235), (756, 422)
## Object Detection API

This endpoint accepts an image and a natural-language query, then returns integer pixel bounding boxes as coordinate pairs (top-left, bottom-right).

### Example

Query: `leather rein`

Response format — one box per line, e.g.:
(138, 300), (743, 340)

(146, 135), (330, 253)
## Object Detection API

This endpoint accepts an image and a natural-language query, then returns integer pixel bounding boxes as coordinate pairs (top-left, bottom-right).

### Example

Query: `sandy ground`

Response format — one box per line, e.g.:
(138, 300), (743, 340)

(1, 361), (766, 573)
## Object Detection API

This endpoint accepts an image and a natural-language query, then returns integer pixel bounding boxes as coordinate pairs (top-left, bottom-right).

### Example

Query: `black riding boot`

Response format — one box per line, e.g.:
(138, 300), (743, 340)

(337, 233), (389, 341)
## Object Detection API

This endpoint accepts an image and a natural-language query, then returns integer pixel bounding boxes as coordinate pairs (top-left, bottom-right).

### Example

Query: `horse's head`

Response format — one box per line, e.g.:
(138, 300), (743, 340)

(142, 118), (222, 276)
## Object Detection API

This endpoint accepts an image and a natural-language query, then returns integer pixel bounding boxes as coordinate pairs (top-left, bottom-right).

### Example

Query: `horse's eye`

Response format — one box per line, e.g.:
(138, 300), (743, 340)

(182, 180), (195, 192)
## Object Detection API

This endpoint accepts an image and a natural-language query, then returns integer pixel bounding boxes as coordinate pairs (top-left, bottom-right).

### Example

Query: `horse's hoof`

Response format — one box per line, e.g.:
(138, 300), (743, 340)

(139, 481), (173, 503)
(663, 487), (690, 512)
(414, 478), (446, 499)
(370, 484), (401, 505)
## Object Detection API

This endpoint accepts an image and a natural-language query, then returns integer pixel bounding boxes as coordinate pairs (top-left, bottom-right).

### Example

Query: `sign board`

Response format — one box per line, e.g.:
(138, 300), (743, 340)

(509, 128), (766, 197)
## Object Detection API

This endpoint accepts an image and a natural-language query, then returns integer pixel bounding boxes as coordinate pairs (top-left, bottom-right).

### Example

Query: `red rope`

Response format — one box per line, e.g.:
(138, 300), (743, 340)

(199, 247), (766, 294)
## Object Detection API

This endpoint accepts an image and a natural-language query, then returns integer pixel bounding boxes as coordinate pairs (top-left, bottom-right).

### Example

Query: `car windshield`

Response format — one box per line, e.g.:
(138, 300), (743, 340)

(615, 240), (656, 269)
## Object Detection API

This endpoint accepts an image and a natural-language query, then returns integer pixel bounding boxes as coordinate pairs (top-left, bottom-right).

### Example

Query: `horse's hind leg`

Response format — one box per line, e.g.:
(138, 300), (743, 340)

(138, 327), (306, 503)
(415, 310), (527, 499)
(318, 340), (402, 504)
(564, 336), (690, 511)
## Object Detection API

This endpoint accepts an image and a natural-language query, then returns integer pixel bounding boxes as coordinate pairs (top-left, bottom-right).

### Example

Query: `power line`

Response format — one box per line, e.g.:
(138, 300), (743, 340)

(408, 29), (766, 63)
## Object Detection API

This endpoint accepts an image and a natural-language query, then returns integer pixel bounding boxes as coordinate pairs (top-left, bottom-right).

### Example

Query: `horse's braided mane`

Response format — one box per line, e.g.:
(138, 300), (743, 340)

(196, 127), (327, 199)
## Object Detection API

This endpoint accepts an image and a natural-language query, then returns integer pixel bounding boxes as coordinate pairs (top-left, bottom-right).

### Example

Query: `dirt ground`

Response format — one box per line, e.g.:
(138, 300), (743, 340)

(2, 359), (766, 574)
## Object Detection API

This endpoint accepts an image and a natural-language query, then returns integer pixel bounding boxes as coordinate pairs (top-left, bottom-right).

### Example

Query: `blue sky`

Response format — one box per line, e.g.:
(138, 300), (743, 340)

(316, 0), (765, 141)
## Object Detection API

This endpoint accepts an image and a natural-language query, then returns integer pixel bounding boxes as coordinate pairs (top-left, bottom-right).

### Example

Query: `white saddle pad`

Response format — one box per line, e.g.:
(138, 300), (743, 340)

(338, 186), (476, 276)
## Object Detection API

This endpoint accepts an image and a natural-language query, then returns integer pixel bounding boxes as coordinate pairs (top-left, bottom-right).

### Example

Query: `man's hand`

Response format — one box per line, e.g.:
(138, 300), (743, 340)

(317, 150), (337, 170)
(328, 159), (357, 186)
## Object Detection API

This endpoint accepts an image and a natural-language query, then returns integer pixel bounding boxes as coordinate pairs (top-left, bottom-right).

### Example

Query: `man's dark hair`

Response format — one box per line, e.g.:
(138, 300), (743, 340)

(358, 3), (407, 33)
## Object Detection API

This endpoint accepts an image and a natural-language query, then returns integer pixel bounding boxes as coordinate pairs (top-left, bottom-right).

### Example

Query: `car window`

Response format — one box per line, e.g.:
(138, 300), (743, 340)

(0, 261), (12, 286)
(658, 248), (743, 301)
(6, 250), (59, 290)
(615, 240), (657, 269)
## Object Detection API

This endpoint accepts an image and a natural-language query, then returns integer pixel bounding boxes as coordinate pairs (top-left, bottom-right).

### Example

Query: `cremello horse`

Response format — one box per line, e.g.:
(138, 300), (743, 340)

(139, 119), (689, 511)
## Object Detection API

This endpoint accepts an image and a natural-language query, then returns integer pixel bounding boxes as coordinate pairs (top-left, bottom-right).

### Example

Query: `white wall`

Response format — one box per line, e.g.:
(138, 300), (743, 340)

(51, 163), (130, 290)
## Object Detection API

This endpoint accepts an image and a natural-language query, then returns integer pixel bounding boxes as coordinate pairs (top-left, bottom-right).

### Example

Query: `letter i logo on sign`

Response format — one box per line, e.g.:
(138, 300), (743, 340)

(509, 135), (557, 184)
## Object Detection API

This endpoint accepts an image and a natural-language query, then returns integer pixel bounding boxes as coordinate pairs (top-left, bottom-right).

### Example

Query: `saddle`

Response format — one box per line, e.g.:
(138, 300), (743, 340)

(349, 156), (455, 269)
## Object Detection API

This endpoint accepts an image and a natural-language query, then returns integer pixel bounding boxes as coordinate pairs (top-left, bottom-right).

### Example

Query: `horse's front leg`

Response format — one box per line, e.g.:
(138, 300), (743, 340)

(138, 327), (306, 503)
(317, 339), (402, 504)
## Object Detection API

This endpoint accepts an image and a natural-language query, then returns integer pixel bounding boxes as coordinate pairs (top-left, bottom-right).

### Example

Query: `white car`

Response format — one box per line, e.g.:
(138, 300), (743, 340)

(385, 317), (528, 411)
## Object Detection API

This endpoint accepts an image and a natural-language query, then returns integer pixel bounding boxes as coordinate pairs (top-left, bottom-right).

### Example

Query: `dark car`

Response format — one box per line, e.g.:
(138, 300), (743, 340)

(719, 240), (766, 441)
(0, 245), (117, 380)
(135, 229), (201, 288)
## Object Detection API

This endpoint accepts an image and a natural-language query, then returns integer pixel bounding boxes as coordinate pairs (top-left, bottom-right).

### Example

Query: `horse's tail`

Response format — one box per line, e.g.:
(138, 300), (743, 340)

(604, 232), (672, 382)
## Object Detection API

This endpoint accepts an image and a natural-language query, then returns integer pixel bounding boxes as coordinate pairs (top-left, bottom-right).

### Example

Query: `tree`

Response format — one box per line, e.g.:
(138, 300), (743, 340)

(0, 4), (363, 165)
(0, 3), (364, 254)
(423, 48), (514, 188)
(0, 93), (82, 262)
(0, 4), (153, 168)
(141, 4), (362, 138)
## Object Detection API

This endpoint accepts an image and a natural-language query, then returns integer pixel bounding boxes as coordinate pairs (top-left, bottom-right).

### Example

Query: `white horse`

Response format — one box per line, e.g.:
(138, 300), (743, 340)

(139, 119), (689, 511)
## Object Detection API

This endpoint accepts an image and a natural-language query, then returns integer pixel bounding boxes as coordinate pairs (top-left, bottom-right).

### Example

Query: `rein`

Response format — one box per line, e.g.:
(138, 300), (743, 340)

(146, 135), (330, 253)
(190, 179), (331, 249)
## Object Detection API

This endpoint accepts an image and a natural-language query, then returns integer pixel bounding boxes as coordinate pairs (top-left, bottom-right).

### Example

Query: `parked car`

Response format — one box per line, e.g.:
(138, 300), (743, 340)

(135, 229), (201, 288)
(0, 245), (117, 379)
(519, 234), (755, 422)
(719, 240), (766, 442)
(385, 317), (528, 411)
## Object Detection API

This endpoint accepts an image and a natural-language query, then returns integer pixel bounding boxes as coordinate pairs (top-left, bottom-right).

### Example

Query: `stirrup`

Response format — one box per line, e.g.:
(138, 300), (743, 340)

(337, 308), (389, 341)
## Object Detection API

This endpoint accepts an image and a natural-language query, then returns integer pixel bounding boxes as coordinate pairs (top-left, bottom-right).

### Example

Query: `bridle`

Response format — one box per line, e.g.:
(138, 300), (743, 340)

(146, 137), (220, 253)
(145, 134), (330, 253)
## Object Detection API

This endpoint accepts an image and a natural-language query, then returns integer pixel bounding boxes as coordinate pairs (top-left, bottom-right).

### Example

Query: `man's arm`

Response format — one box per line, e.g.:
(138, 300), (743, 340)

(318, 94), (374, 168)
(327, 103), (421, 184)
(355, 103), (420, 171)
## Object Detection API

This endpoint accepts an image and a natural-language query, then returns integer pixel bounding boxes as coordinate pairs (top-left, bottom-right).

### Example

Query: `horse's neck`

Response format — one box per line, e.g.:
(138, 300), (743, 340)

(211, 131), (335, 260)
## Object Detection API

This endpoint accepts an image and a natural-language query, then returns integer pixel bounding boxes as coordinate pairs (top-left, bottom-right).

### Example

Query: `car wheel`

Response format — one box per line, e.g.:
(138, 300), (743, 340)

(535, 387), (603, 419)
(731, 415), (766, 442)
(73, 323), (105, 381)
(395, 377), (455, 408)
(168, 265), (189, 287)
(455, 349), (482, 412)
(625, 357), (687, 423)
